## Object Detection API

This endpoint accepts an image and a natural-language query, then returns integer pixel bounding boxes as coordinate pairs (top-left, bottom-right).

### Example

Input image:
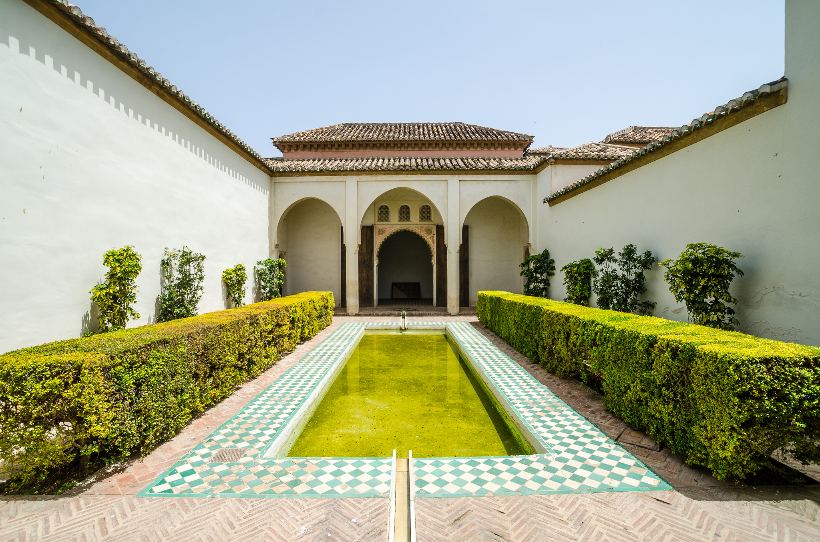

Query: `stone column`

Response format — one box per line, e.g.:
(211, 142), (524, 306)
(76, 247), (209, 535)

(344, 178), (359, 314)
(446, 177), (460, 315)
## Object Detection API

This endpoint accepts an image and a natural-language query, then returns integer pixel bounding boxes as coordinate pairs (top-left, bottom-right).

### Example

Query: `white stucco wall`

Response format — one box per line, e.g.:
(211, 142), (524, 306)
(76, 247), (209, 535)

(539, 0), (820, 345)
(278, 199), (342, 304)
(0, 2), (271, 352)
(464, 197), (528, 305)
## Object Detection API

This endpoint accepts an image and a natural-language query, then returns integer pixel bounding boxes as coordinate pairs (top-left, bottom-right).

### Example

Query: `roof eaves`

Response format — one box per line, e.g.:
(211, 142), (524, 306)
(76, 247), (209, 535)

(27, 0), (270, 173)
(544, 78), (789, 205)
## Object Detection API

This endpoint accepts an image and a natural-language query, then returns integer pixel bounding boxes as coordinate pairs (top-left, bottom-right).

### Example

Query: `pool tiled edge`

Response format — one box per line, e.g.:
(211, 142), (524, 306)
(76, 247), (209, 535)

(414, 322), (671, 497)
(140, 322), (392, 498)
(140, 320), (670, 499)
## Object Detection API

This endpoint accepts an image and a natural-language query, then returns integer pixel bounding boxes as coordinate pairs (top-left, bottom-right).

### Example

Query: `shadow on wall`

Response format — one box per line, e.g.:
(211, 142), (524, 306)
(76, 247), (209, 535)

(80, 300), (100, 336)
(0, 6), (269, 196)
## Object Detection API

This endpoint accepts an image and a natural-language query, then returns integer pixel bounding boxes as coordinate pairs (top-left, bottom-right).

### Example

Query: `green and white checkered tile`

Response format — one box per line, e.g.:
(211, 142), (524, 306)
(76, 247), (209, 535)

(412, 322), (670, 497)
(141, 322), (392, 498)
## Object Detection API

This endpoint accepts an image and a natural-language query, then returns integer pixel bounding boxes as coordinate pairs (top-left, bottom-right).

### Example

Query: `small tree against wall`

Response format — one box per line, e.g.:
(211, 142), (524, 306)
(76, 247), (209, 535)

(661, 242), (744, 330)
(157, 246), (206, 321)
(593, 244), (656, 315)
(222, 264), (247, 308)
(561, 258), (596, 306)
(255, 258), (287, 301)
(519, 249), (555, 297)
(89, 245), (142, 331)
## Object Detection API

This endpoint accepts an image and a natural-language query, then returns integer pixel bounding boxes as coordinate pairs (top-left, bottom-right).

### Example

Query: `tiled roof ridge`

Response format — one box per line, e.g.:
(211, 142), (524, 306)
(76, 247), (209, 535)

(39, 0), (267, 168)
(545, 77), (789, 204)
(271, 122), (534, 145)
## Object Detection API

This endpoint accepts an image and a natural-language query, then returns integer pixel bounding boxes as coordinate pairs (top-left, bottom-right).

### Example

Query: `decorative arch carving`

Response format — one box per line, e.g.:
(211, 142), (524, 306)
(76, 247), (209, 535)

(375, 224), (436, 264)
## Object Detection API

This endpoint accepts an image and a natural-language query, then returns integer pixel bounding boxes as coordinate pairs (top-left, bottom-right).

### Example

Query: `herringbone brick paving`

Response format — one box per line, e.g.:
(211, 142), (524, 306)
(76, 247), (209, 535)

(2, 316), (818, 541)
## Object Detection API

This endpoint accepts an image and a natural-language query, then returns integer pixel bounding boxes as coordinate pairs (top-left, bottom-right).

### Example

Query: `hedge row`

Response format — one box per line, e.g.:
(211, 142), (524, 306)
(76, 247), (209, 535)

(477, 291), (819, 480)
(0, 291), (334, 491)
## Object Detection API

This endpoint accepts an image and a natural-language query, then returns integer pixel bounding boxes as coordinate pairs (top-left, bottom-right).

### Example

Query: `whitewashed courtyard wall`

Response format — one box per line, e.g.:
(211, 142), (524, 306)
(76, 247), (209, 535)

(539, 0), (820, 345)
(0, 1), (271, 352)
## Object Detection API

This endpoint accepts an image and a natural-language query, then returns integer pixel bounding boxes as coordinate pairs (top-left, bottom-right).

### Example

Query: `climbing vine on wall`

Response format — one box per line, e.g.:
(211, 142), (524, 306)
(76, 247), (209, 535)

(157, 246), (206, 321)
(222, 264), (247, 308)
(255, 258), (287, 301)
(593, 244), (656, 315)
(519, 249), (555, 297)
(89, 245), (142, 332)
(561, 258), (596, 306)
(661, 242), (744, 330)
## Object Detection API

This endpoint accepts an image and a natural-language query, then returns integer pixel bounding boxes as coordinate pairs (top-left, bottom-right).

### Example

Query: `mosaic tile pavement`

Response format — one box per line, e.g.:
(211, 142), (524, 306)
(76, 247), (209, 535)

(142, 320), (668, 499)
(411, 322), (671, 497)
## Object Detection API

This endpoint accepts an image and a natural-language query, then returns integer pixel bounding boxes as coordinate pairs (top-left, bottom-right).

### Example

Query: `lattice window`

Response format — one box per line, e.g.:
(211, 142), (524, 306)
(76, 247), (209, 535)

(419, 204), (432, 222)
(398, 205), (411, 222)
(377, 205), (390, 222)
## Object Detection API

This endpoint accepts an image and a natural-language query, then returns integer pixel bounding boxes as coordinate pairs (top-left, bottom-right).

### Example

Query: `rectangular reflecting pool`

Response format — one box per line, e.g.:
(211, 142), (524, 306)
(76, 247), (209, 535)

(286, 330), (534, 458)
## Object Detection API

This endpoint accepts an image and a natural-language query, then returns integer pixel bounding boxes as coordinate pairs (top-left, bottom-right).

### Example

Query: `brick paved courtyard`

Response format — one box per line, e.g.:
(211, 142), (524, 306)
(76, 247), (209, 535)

(1, 316), (818, 541)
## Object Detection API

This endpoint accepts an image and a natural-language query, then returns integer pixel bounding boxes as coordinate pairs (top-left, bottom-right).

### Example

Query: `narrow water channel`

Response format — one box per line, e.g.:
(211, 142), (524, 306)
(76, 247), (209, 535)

(287, 330), (533, 458)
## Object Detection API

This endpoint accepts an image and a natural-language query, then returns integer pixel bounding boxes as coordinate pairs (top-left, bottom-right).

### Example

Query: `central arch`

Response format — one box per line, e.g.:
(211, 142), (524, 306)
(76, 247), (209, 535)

(359, 187), (445, 308)
(376, 229), (434, 305)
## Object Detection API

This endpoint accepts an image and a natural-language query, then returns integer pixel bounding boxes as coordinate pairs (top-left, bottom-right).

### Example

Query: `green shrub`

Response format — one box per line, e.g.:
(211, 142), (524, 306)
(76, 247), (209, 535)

(0, 291), (334, 492)
(561, 258), (595, 306)
(255, 258), (287, 301)
(477, 291), (820, 480)
(222, 264), (247, 308)
(89, 246), (142, 332)
(157, 246), (206, 322)
(519, 249), (555, 297)
(661, 243), (744, 330)
(593, 245), (656, 315)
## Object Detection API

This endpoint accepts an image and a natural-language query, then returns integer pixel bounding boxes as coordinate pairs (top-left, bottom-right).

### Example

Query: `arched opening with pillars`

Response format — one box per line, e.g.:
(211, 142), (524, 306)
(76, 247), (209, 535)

(276, 198), (343, 305)
(359, 187), (445, 308)
(461, 196), (529, 306)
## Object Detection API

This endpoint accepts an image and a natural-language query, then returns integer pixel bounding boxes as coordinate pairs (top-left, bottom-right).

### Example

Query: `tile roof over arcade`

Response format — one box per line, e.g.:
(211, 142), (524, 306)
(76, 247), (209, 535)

(265, 155), (547, 175)
(271, 122), (534, 145)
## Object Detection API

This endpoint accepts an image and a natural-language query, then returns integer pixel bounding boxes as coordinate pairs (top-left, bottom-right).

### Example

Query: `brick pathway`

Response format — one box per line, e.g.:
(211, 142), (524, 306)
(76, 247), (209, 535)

(1, 316), (817, 541)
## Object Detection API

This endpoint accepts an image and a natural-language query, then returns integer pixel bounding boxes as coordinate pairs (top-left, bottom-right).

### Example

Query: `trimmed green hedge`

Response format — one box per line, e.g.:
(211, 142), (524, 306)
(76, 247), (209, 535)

(477, 291), (820, 480)
(0, 291), (334, 491)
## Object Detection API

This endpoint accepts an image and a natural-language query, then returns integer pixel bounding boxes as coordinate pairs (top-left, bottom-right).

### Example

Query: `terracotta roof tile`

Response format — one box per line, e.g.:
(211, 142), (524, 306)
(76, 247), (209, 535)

(546, 142), (638, 161)
(602, 126), (677, 145)
(266, 155), (548, 175)
(272, 122), (533, 144)
(545, 78), (789, 204)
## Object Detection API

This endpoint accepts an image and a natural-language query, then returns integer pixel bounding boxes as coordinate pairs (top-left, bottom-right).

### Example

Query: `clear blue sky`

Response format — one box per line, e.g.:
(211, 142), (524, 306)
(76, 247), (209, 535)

(75, 0), (784, 156)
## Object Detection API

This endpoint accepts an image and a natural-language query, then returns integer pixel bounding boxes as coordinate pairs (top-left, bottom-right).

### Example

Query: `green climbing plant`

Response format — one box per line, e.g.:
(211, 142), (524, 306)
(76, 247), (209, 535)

(593, 244), (656, 315)
(255, 257), (287, 301)
(89, 245), (142, 331)
(661, 242), (744, 330)
(157, 246), (206, 321)
(519, 249), (555, 297)
(222, 264), (247, 308)
(561, 258), (596, 306)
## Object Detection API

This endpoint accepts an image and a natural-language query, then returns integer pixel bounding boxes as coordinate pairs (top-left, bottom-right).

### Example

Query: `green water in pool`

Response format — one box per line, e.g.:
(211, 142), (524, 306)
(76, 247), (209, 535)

(286, 331), (534, 458)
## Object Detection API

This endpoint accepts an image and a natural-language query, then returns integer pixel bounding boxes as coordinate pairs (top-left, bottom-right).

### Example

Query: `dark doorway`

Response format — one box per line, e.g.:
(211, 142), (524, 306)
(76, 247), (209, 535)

(377, 230), (434, 306)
